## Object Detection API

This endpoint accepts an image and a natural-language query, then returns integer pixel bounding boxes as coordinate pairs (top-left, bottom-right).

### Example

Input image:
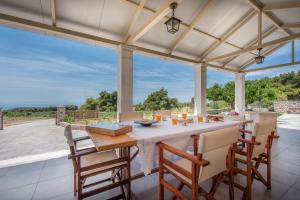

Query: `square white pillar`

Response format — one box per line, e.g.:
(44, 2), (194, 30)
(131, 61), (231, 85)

(235, 73), (246, 116)
(194, 63), (207, 116)
(117, 45), (134, 113)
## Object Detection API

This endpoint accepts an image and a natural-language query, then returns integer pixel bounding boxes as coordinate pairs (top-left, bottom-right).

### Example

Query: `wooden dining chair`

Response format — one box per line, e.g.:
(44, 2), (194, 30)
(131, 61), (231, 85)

(158, 126), (240, 200)
(64, 124), (132, 200)
(153, 110), (171, 119)
(118, 111), (143, 122)
(118, 111), (141, 162)
(233, 120), (276, 200)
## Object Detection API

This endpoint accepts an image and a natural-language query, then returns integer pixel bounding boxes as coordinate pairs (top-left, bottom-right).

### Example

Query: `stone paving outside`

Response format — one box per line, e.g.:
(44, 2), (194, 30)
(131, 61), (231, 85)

(0, 119), (90, 167)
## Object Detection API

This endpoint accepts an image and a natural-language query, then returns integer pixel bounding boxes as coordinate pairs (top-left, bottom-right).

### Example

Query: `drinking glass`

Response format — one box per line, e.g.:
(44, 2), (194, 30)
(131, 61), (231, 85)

(155, 114), (161, 121)
(171, 116), (178, 125)
(197, 115), (203, 123)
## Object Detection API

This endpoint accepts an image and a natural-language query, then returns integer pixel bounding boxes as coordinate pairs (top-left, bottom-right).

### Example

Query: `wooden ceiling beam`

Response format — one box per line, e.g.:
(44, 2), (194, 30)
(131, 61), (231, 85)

(222, 26), (277, 67)
(127, 0), (181, 43)
(0, 12), (241, 73)
(122, 0), (247, 52)
(282, 23), (300, 28)
(246, 0), (291, 36)
(204, 32), (300, 62)
(169, 0), (215, 54)
(244, 61), (300, 73)
(263, 2), (300, 11)
(198, 9), (257, 61)
(50, 0), (56, 26)
(125, 0), (146, 42)
(258, 9), (262, 47)
(206, 63), (239, 73)
(0, 13), (201, 65)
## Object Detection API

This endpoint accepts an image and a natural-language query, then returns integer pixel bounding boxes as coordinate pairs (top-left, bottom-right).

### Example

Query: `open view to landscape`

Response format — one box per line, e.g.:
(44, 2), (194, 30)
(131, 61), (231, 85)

(0, 1), (300, 200)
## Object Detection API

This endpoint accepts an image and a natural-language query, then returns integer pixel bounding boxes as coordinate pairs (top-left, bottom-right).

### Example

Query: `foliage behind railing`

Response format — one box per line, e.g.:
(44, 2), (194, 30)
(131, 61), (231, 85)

(64, 110), (117, 123)
(207, 108), (232, 115)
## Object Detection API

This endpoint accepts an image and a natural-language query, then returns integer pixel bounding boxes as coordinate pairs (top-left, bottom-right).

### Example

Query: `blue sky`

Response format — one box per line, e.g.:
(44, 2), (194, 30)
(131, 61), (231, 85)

(0, 25), (299, 108)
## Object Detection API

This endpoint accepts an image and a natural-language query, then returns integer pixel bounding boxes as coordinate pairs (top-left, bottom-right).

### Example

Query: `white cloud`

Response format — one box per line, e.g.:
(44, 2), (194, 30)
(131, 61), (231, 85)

(0, 54), (116, 75)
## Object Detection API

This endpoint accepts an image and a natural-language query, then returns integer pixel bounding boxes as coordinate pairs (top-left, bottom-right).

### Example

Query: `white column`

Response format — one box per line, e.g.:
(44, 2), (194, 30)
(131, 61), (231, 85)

(235, 73), (246, 117)
(194, 63), (207, 116)
(117, 44), (134, 113)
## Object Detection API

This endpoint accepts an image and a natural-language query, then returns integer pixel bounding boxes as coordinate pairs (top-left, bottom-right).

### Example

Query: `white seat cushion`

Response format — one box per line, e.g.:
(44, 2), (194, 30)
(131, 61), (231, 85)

(81, 150), (127, 176)
(164, 147), (230, 185)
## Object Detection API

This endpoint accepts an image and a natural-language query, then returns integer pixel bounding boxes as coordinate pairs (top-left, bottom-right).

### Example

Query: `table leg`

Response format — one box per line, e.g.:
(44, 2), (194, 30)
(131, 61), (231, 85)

(241, 123), (246, 148)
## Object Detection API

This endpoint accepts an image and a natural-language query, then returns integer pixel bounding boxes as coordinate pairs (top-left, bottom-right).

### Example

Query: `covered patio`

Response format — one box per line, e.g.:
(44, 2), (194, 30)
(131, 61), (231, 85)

(0, 0), (299, 200)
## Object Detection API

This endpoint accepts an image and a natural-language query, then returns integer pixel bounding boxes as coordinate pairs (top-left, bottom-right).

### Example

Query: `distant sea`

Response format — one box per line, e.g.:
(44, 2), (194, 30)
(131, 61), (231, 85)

(0, 103), (77, 109)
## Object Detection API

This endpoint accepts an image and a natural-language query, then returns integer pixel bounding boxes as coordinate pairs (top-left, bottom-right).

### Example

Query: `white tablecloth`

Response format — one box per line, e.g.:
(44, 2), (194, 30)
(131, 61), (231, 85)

(124, 119), (245, 174)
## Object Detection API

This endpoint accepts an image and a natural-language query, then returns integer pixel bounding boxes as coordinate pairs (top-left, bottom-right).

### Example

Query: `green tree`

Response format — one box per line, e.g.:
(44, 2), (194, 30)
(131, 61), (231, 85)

(222, 81), (235, 108)
(142, 88), (179, 111)
(97, 91), (117, 112)
(207, 84), (223, 101)
(80, 91), (117, 111)
(81, 97), (98, 110)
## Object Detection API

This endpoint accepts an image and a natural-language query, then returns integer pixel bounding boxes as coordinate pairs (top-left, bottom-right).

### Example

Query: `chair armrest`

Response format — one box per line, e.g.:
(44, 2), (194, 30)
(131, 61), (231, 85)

(239, 129), (252, 134)
(157, 142), (209, 166)
(238, 138), (261, 145)
(68, 147), (98, 159)
(74, 136), (90, 143)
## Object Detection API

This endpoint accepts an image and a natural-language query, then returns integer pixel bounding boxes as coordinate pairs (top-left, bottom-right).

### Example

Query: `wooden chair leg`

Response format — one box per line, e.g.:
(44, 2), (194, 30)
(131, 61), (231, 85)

(77, 173), (82, 200)
(77, 158), (82, 200)
(267, 154), (271, 189)
(209, 173), (223, 195)
(117, 172), (126, 200)
(228, 172), (234, 200)
(127, 147), (131, 200)
(159, 147), (164, 200)
(112, 169), (115, 183)
(191, 164), (198, 200)
(170, 182), (184, 200)
(74, 170), (77, 196)
(243, 158), (252, 200)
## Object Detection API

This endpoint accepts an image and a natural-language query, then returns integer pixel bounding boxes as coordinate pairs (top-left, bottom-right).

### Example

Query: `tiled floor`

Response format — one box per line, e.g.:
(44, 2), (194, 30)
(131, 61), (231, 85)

(0, 127), (300, 200)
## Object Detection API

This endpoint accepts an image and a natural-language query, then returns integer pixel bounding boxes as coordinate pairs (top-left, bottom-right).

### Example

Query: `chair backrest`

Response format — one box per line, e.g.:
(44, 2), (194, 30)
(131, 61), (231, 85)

(64, 124), (75, 148)
(153, 110), (171, 118)
(198, 126), (239, 182)
(118, 111), (143, 122)
(252, 120), (276, 157)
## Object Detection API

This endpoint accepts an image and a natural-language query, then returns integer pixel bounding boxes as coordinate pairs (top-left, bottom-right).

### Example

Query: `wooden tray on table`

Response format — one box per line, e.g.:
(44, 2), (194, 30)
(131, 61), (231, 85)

(86, 123), (132, 136)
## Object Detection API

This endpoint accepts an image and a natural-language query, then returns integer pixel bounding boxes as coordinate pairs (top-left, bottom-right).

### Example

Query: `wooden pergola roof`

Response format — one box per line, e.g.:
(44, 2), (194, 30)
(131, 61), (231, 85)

(0, 0), (299, 73)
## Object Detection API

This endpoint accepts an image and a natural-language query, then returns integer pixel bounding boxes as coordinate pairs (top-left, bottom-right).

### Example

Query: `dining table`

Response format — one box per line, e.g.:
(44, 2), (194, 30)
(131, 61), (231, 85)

(86, 117), (252, 177)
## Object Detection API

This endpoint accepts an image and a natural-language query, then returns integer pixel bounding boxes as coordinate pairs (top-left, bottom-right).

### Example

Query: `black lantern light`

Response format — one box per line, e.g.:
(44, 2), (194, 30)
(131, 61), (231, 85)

(165, 2), (181, 34)
(254, 48), (265, 64)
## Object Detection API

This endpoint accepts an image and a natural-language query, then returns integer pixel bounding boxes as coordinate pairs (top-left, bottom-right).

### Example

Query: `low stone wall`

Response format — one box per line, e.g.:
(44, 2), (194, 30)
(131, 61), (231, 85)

(274, 101), (300, 113)
(56, 106), (66, 125)
(59, 122), (86, 130)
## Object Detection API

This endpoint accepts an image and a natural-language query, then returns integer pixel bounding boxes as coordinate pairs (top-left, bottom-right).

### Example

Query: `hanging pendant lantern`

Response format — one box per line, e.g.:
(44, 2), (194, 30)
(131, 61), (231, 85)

(254, 48), (265, 64)
(165, 2), (181, 34)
